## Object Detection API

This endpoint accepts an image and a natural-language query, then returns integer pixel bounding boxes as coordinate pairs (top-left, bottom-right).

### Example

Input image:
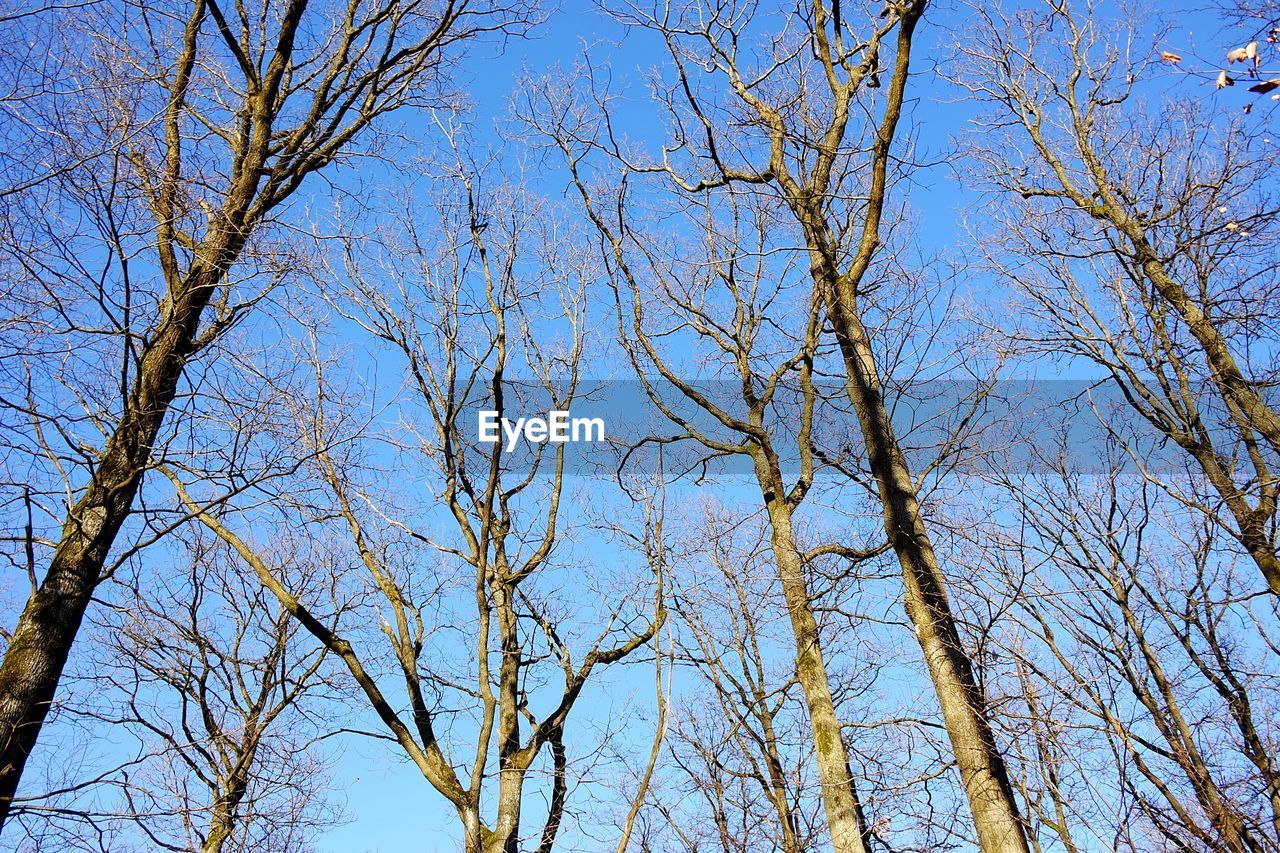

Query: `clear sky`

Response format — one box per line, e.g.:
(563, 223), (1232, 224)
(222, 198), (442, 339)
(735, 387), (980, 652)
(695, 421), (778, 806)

(0, 0), (1266, 849)
(307, 0), (1248, 848)
(128, 0), (1240, 849)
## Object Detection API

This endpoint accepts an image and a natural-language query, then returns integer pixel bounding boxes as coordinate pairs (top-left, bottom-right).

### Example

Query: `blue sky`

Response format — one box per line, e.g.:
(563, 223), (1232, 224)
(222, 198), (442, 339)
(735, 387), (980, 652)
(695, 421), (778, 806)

(0, 0), (1239, 849)
(0, 0), (1269, 849)
(302, 0), (1255, 849)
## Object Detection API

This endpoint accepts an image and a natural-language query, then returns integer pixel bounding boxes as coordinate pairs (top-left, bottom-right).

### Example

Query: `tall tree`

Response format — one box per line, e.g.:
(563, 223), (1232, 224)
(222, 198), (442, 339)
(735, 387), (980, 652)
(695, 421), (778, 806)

(0, 0), (531, 827)
(958, 0), (1280, 595)
(102, 531), (343, 853)
(959, 451), (1280, 851)
(660, 507), (830, 852)
(534, 118), (890, 848)
(170, 162), (665, 853)
(531, 0), (1031, 847)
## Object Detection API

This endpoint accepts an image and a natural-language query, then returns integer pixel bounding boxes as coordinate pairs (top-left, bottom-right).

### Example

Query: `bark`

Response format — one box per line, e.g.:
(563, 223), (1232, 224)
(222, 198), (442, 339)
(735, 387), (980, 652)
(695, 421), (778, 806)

(0, 0), (283, 820)
(997, 39), (1280, 596)
(0, 239), (247, 826)
(200, 729), (262, 853)
(203, 822), (232, 853)
(202, 784), (245, 853)
(804, 5), (1030, 849)
(537, 731), (568, 853)
(761, 468), (871, 853)
(0, 0), (496, 823)
(825, 290), (1030, 853)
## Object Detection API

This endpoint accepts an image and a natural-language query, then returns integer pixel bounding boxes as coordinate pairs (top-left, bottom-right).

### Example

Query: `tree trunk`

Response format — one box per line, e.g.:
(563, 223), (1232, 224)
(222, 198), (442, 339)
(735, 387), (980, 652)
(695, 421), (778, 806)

(0, 271), (220, 826)
(461, 805), (486, 853)
(202, 798), (236, 853)
(763, 482), (871, 853)
(824, 291), (1030, 853)
(758, 706), (803, 853)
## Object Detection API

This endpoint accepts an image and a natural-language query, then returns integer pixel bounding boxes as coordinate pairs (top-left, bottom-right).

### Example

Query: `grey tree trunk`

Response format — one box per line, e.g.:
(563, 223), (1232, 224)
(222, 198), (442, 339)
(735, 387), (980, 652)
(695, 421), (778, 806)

(825, 292), (1030, 853)
(761, 460), (872, 853)
(0, 263), (225, 825)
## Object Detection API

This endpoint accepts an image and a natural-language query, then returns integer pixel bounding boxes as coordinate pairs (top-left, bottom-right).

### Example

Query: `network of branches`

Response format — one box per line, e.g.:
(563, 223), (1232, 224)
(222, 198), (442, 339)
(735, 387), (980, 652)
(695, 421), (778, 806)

(0, 0), (1277, 851)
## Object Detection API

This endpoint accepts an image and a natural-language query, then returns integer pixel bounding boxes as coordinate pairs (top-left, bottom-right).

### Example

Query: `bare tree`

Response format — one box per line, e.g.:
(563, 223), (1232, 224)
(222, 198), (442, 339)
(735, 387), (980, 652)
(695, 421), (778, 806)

(957, 447), (1280, 852)
(957, 0), (1280, 596)
(528, 118), (892, 848)
(162, 157), (665, 852)
(526, 0), (1030, 847)
(5, 0), (1277, 849)
(100, 527), (344, 853)
(659, 506), (825, 853)
(0, 0), (535, 825)
(0, 521), (347, 852)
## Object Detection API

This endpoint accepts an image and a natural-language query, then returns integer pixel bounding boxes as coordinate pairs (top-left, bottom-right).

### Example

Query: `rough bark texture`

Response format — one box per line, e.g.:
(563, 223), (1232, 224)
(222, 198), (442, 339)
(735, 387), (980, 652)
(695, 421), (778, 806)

(763, 489), (871, 853)
(0, 0), (286, 819)
(789, 4), (1031, 848)
(0, 0), (496, 823)
(0, 244), (243, 825)
(824, 292), (1030, 853)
